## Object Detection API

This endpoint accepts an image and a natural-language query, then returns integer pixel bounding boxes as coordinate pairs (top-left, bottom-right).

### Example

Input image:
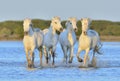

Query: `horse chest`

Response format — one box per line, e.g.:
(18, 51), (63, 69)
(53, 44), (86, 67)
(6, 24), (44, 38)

(23, 36), (35, 50)
(68, 33), (74, 46)
(79, 36), (91, 50)
(44, 33), (58, 48)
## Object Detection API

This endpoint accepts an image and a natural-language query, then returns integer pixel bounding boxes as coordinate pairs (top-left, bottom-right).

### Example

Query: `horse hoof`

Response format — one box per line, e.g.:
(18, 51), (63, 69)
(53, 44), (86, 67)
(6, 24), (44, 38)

(52, 63), (54, 66)
(68, 60), (72, 63)
(78, 59), (83, 62)
(79, 65), (87, 68)
(68, 56), (73, 63)
(28, 64), (34, 68)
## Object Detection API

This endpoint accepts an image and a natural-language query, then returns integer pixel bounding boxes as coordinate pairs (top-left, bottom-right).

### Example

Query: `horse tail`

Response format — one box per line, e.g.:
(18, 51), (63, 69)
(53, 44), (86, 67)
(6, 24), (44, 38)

(94, 41), (103, 55)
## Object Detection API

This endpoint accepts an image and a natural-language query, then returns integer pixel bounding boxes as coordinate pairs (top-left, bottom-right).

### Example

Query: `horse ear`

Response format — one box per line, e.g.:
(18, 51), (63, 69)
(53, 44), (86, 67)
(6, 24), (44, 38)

(65, 20), (70, 27)
(87, 18), (91, 21)
(65, 21), (68, 27)
(52, 16), (60, 21)
(81, 18), (83, 22)
(88, 18), (92, 23)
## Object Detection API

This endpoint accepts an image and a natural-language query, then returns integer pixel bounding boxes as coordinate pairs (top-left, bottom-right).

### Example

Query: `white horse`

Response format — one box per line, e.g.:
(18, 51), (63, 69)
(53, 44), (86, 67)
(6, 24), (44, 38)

(42, 28), (49, 35)
(43, 16), (63, 65)
(76, 18), (102, 68)
(59, 17), (78, 63)
(23, 18), (44, 68)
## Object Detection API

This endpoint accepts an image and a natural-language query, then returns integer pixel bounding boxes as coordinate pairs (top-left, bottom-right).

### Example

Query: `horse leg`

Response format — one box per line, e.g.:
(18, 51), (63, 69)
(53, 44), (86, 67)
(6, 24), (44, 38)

(43, 46), (49, 64)
(83, 48), (90, 68)
(28, 50), (34, 68)
(69, 46), (74, 63)
(48, 48), (52, 61)
(32, 52), (35, 67)
(39, 47), (43, 67)
(91, 49), (97, 67)
(25, 49), (31, 68)
(62, 46), (68, 64)
(46, 50), (52, 64)
(52, 51), (55, 65)
(76, 47), (83, 62)
(52, 47), (56, 66)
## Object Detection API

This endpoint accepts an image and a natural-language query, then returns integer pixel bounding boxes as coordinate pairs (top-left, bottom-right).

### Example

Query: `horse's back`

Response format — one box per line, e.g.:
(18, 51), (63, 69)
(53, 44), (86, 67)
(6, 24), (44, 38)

(87, 30), (98, 36)
(43, 28), (49, 35)
(88, 29), (100, 48)
(44, 31), (58, 48)
(34, 29), (44, 48)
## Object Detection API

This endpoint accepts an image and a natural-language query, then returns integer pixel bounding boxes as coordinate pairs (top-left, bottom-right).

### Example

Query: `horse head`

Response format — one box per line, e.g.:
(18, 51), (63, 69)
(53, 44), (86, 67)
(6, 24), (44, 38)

(66, 17), (78, 32)
(81, 18), (91, 35)
(51, 16), (63, 33)
(23, 18), (33, 35)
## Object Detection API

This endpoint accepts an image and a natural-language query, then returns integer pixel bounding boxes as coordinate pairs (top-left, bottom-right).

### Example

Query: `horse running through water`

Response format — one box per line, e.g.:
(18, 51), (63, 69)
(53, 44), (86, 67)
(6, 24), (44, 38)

(59, 17), (78, 63)
(43, 16), (63, 65)
(23, 18), (44, 68)
(76, 18), (102, 68)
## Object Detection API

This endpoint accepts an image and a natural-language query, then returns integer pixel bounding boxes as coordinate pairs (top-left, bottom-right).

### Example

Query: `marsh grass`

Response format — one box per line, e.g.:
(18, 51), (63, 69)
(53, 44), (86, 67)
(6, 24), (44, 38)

(0, 19), (120, 41)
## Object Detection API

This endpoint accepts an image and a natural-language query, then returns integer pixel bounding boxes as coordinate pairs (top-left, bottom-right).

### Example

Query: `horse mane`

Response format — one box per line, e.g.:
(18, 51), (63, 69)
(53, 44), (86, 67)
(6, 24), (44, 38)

(68, 17), (77, 22)
(52, 16), (60, 21)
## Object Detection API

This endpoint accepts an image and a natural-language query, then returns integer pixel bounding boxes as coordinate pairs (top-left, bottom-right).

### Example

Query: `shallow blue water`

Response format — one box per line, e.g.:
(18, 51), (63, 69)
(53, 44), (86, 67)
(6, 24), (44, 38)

(0, 41), (120, 81)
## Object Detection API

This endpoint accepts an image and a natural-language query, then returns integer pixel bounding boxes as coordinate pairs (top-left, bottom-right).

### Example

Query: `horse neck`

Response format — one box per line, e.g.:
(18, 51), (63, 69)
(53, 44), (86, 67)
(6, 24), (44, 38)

(49, 26), (56, 35)
(28, 27), (34, 36)
(66, 27), (74, 34)
(81, 25), (90, 35)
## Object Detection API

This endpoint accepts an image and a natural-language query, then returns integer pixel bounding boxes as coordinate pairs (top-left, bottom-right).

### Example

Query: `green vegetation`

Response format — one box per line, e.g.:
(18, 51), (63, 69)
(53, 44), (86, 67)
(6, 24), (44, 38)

(0, 19), (120, 40)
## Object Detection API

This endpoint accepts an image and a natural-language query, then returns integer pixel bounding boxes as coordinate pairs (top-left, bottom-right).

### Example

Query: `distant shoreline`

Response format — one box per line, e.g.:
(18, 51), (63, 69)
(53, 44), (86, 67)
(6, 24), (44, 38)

(0, 36), (120, 42)
(100, 36), (120, 42)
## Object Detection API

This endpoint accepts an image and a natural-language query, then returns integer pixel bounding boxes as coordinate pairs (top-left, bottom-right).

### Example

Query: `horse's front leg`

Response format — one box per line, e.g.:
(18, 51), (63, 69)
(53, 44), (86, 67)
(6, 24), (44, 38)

(83, 48), (90, 68)
(25, 49), (32, 68)
(52, 47), (56, 66)
(29, 50), (34, 68)
(69, 46), (74, 63)
(43, 46), (49, 64)
(39, 47), (43, 67)
(91, 50), (97, 67)
(76, 47), (83, 62)
(62, 46), (68, 64)
(52, 51), (55, 65)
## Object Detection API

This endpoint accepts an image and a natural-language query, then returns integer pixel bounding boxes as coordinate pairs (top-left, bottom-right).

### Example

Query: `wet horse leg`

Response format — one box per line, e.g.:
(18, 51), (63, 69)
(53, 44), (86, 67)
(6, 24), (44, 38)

(39, 47), (43, 67)
(76, 47), (83, 62)
(52, 51), (55, 65)
(69, 46), (74, 63)
(25, 49), (31, 68)
(91, 49), (97, 67)
(83, 48), (90, 67)
(62, 46), (68, 64)
(52, 47), (56, 66)
(43, 46), (49, 64)
(30, 50), (34, 68)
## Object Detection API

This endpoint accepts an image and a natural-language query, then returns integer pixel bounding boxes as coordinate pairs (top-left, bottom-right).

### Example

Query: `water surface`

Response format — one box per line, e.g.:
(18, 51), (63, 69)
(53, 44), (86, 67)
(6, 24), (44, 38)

(0, 41), (120, 81)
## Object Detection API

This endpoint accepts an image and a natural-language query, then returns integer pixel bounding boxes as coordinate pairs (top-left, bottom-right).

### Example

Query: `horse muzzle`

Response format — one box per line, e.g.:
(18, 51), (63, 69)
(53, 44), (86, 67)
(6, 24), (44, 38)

(74, 28), (78, 32)
(83, 31), (87, 35)
(60, 28), (63, 32)
(24, 31), (28, 35)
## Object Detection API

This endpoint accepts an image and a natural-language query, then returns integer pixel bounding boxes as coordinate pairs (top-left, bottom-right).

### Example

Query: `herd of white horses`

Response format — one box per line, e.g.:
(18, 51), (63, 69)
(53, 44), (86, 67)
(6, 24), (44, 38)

(23, 16), (102, 68)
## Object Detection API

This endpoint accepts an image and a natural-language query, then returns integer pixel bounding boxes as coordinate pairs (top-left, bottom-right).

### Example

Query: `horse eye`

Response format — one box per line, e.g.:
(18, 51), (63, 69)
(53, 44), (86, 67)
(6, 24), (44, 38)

(30, 24), (32, 27)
